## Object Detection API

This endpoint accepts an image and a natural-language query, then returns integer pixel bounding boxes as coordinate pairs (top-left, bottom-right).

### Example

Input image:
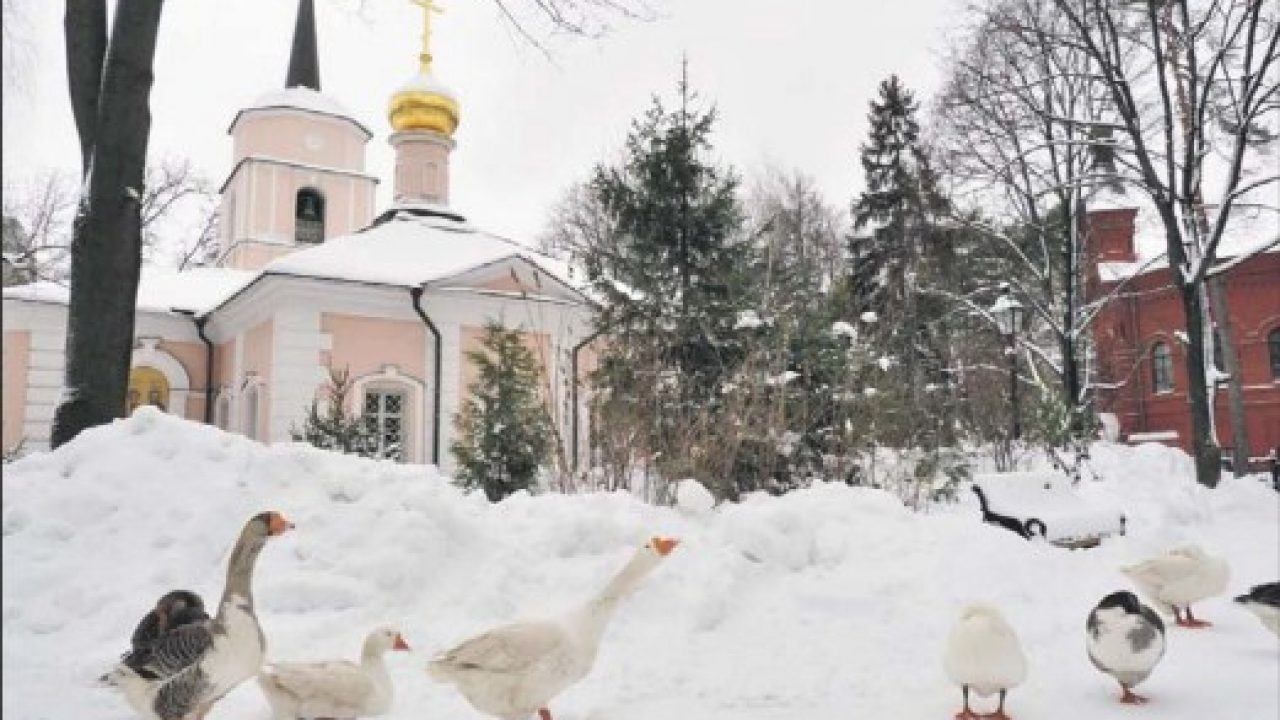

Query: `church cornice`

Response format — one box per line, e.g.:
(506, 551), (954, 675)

(227, 104), (373, 141)
(219, 154), (380, 194)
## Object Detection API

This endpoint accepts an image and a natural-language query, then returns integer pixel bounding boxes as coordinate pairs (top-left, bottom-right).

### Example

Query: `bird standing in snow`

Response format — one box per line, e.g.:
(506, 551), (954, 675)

(258, 627), (411, 719)
(1234, 582), (1280, 636)
(1085, 591), (1165, 704)
(427, 536), (679, 720)
(943, 603), (1027, 720)
(120, 590), (210, 675)
(1121, 544), (1229, 628)
(101, 511), (293, 720)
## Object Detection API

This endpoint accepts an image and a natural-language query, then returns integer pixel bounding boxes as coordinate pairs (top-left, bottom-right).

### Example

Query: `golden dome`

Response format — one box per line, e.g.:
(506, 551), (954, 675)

(389, 0), (458, 137)
(388, 72), (459, 136)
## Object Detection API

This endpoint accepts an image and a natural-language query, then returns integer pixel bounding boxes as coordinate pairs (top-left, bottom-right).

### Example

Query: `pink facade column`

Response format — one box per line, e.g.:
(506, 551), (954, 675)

(3, 330), (30, 452)
(390, 131), (454, 205)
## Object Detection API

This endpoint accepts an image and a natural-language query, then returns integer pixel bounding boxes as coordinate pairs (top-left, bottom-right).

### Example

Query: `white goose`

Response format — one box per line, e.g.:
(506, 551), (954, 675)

(943, 603), (1027, 720)
(427, 537), (679, 720)
(1122, 544), (1229, 628)
(103, 511), (293, 720)
(258, 627), (411, 719)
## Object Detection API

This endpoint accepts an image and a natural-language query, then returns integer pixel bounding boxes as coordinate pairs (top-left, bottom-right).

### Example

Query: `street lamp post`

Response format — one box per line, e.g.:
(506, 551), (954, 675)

(991, 283), (1025, 441)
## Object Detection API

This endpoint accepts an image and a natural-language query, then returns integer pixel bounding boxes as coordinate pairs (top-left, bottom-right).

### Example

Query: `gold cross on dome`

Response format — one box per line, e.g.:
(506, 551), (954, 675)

(410, 0), (444, 73)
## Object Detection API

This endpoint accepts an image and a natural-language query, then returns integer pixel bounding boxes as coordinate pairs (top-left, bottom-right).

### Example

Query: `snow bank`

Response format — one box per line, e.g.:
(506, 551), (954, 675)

(3, 410), (1276, 720)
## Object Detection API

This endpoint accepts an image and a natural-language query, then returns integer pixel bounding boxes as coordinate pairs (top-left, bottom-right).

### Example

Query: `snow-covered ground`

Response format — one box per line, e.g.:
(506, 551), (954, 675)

(3, 409), (1276, 719)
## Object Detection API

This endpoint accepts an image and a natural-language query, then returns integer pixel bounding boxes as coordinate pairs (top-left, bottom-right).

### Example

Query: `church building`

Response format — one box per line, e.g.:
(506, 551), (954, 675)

(2, 0), (597, 473)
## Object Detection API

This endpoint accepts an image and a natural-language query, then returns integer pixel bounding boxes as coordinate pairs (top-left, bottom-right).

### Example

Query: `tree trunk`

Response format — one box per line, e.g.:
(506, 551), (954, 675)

(51, 0), (165, 448)
(64, 0), (107, 174)
(1206, 276), (1250, 477)
(1178, 280), (1222, 487)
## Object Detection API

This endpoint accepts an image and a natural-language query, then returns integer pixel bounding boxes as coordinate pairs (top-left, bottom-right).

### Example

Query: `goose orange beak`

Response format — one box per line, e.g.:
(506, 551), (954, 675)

(268, 513), (294, 536)
(652, 537), (679, 556)
(393, 634), (410, 651)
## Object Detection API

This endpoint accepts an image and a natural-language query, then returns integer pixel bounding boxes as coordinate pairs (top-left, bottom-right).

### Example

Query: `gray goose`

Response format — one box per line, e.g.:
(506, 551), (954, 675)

(120, 590), (210, 676)
(103, 511), (293, 720)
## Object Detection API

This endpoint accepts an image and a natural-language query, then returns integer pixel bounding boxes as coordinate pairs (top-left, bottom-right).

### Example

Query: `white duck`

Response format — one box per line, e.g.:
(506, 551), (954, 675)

(258, 627), (411, 719)
(427, 536), (679, 720)
(1121, 544), (1229, 628)
(943, 603), (1028, 720)
(102, 511), (293, 720)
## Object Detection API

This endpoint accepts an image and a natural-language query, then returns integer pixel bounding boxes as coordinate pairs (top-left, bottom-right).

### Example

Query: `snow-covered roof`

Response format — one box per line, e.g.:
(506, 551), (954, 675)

(259, 206), (587, 301)
(2, 267), (254, 316)
(1095, 221), (1280, 283)
(230, 87), (372, 138)
(5, 212), (589, 320)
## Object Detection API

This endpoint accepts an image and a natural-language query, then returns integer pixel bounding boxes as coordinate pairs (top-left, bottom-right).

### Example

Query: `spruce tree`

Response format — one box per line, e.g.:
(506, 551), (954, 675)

(847, 75), (957, 455)
(451, 322), (553, 502)
(582, 64), (750, 492)
(291, 366), (384, 458)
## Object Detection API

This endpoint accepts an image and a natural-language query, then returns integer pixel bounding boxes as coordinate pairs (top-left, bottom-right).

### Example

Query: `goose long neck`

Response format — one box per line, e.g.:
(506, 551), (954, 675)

(578, 552), (653, 638)
(362, 647), (389, 673)
(361, 646), (393, 696)
(219, 527), (266, 612)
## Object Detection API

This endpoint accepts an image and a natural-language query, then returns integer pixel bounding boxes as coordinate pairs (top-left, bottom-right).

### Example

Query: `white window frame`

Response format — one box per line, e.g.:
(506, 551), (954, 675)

(351, 365), (424, 463)
(363, 386), (408, 461)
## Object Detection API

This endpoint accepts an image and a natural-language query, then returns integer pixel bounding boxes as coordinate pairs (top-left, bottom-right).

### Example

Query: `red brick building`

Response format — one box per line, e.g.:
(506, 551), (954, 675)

(1086, 207), (1280, 461)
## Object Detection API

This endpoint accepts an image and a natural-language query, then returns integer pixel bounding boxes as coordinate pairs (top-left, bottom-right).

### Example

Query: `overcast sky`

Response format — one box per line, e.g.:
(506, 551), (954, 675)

(2, 0), (964, 250)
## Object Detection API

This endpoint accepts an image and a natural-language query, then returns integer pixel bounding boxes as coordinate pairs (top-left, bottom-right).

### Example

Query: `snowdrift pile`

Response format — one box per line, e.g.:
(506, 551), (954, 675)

(3, 408), (1276, 719)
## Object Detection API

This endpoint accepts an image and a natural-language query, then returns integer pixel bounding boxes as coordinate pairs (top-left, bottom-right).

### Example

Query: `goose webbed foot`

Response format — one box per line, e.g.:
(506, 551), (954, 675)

(1120, 687), (1150, 704)
(1181, 606), (1212, 628)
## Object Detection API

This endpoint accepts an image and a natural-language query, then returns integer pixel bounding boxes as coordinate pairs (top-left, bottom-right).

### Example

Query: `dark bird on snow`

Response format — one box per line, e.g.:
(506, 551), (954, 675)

(122, 590), (209, 676)
(1234, 582), (1280, 637)
(1086, 591), (1166, 705)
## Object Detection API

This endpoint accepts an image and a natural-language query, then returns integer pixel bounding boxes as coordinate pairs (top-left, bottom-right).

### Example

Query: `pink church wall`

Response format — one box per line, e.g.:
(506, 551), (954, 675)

(3, 330), (30, 452)
(459, 326), (553, 402)
(214, 339), (236, 388)
(480, 274), (528, 294)
(159, 340), (209, 422)
(233, 113), (368, 171)
(321, 313), (426, 391)
(224, 242), (296, 271)
(244, 320), (273, 380)
(220, 161), (375, 272)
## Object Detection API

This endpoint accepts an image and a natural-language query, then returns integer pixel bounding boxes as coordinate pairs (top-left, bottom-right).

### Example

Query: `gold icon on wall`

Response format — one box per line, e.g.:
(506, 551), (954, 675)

(126, 367), (169, 414)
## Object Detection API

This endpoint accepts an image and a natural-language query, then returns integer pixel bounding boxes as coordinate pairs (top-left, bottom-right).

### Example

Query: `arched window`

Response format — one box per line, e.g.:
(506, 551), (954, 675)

(243, 385), (261, 440)
(363, 385), (407, 461)
(1270, 328), (1280, 381)
(295, 188), (325, 244)
(1151, 341), (1174, 393)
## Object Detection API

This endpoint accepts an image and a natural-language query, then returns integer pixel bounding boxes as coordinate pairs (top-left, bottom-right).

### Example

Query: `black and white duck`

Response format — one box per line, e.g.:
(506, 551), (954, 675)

(1086, 591), (1166, 705)
(1235, 582), (1280, 637)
